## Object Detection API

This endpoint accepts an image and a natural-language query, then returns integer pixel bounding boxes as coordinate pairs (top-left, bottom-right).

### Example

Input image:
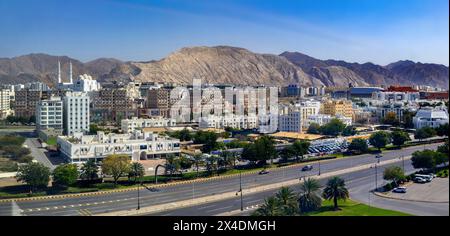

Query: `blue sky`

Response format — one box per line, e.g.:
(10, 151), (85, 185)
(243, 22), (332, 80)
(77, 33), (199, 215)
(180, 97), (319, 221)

(0, 0), (448, 65)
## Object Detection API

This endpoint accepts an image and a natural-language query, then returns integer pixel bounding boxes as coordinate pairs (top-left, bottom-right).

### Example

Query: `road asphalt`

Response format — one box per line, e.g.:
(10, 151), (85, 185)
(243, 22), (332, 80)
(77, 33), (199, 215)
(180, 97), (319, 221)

(0, 143), (445, 216)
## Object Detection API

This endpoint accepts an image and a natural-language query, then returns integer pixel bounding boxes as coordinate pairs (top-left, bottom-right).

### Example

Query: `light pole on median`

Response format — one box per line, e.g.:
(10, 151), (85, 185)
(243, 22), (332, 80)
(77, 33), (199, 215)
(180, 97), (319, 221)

(238, 170), (243, 211)
(318, 160), (321, 176)
(137, 178), (141, 210)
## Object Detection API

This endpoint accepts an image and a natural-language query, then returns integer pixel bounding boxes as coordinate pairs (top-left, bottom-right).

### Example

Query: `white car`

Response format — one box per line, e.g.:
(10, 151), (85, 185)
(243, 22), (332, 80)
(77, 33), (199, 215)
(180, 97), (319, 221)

(392, 187), (407, 193)
(413, 177), (427, 183)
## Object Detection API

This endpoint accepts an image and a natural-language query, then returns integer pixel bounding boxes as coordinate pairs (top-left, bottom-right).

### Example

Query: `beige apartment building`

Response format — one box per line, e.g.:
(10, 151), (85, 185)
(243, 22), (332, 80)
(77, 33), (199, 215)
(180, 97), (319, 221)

(322, 99), (353, 119)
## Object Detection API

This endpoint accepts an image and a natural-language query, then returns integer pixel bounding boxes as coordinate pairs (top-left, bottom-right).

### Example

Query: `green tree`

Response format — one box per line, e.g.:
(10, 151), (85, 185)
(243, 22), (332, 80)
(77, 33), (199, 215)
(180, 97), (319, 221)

(165, 154), (181, 176)
(307, 123), (321, 134)
(242, 136), (276, 164)
(402, 110), (416, 129)
(80, 160), (99, 183)
(411, 150), (437, 170)
(252, 196), (281, 216)
(279, 146), (295, 163)
(89, 124), (102, 134)
(52, 164), (79, 188)
(128, 162), (145, 183)
(320, 118), (346, 136)
(219, 151), (235, 169)
(348, 138), (369, 154)
(342, 126), (357, 136)
(322, 177), (349, 211)
(383, 166), (405, 184)
(369, 131), (391, 151)
(291, 140), (310, 162)
(298, 178), (322, 214)
(435, 123), (449, 137)
(205, 155), (219, 175)
(391, 130), (411, 148)
(101, 154), (131, 186)
(437, 141), (449, 156)
(16, 162), (51, 193)
(194, 131), (219, 153)
(178, 128), (193, 141)
(192, 154), (204, 175)
(414, 127), (437, 141)
(178, 155), (193, 170)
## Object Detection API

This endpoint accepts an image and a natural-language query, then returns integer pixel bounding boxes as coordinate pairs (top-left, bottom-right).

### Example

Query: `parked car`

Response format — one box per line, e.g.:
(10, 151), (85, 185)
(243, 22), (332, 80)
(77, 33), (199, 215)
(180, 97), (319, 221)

(258, 170), (269, 175)
(415, 174), (433, 182)
(413, 177), (427, 183)
(392, 187), (407, 193)
(302, 165), (313, 171)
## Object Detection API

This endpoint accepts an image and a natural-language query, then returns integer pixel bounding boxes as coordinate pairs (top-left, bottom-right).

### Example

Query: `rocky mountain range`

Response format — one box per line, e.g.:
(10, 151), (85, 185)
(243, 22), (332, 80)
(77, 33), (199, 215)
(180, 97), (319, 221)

(0, 46), (448, 89)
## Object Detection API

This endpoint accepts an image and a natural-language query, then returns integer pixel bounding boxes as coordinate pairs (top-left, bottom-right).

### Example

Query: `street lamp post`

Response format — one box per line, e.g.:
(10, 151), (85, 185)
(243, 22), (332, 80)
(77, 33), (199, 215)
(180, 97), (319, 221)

(402, 155), (405, 172)
(137, 178), (141, 210)
(318, 160), (321, 176)
(239, 171), (243, 211)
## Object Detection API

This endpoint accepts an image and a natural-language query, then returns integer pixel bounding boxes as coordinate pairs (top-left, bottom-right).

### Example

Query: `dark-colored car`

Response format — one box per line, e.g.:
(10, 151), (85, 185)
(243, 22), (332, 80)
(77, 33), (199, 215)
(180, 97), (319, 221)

(302, 165), (313, 171)
(259, 170), (269, 175)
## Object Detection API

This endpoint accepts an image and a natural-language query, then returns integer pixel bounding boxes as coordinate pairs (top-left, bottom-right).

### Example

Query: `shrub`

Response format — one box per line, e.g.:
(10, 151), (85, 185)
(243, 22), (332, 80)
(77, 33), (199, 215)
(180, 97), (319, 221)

(383, 182), (393, 191)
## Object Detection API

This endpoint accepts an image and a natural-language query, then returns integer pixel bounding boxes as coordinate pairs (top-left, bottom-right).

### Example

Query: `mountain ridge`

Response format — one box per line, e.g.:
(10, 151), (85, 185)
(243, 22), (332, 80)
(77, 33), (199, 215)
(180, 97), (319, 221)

(0, 46), (448, 89)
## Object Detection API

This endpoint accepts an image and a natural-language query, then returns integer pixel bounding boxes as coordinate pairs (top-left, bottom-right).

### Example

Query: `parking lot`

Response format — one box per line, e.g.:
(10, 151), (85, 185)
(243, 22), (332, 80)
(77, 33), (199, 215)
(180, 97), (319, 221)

(387, 178), (449, 203)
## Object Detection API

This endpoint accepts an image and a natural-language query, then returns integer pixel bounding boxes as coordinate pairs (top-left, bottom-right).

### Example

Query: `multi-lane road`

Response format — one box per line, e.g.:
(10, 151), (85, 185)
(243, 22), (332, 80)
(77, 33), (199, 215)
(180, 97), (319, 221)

(0, 143), (446, 216)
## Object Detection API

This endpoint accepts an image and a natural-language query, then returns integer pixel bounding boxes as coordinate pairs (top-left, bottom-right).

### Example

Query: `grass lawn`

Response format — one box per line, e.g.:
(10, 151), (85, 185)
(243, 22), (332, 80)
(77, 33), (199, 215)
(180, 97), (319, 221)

(45, 137), (58, 146)
(306, 199), (411, 216)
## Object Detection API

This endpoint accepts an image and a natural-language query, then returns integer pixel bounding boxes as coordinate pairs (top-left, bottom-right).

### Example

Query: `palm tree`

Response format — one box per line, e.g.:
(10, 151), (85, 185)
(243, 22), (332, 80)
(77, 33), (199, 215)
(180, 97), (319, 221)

(298, 178), (322, 214)
(275, 187), (298, 215)
(128, 162), (145, 183)
(322, 177), (349, 211)
(192, 154), (203, 176)
(252, 196), (281, 216)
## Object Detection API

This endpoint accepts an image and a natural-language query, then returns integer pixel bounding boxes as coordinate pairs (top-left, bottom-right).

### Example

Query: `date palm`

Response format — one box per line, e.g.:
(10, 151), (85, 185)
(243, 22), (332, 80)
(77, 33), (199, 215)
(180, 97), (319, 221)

(252, 196), (281, 216)
(298, 178), (322, 214)
(322, 177), (349, 211)
(275, 187), (298, 215)
(128, 162), (145, 183)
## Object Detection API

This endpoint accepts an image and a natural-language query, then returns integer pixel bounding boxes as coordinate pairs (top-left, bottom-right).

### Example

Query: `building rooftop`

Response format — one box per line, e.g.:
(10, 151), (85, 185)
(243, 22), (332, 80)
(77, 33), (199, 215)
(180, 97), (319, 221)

(269, 132), (324, 140)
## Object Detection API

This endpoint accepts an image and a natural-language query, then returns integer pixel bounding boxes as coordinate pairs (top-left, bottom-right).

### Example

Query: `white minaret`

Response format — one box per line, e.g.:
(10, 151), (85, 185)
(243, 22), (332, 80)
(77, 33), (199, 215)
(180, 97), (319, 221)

(58, 60), (61, 84)
(69, 61), (73, 84)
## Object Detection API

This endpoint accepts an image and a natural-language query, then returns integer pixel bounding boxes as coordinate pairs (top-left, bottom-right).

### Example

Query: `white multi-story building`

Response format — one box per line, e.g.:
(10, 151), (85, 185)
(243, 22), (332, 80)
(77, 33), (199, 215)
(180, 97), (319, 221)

(36, 96), (63, 134)
(294, 100), (321, 120)
(198, 115), (258, 130)
(306, 114), (352, 127)
(121, 117), (177, 133)
(376, 103), (407, 121)
(63, 92), (90, 135)
(277, 100), (321, 133)
(0, 88), (13, 119)
(57, 130), (181, 163)
(413, 108), (449, 129)
(278, 111), (302, 133)
(372, 91), (420, 103)
(72, 74), (101, 92)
